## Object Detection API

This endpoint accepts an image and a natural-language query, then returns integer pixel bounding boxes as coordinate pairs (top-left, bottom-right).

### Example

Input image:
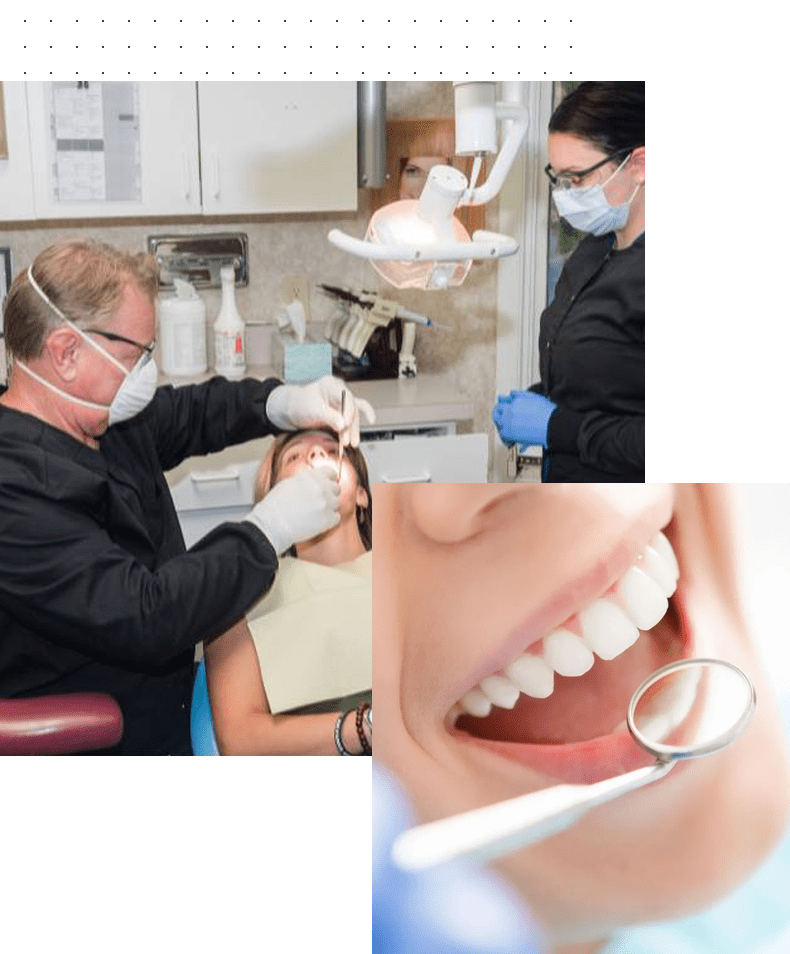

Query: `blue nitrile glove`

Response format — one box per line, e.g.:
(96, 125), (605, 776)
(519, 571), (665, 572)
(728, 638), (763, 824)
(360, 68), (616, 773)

(373, 765), (546, 954)
(492, 390), (557, 449)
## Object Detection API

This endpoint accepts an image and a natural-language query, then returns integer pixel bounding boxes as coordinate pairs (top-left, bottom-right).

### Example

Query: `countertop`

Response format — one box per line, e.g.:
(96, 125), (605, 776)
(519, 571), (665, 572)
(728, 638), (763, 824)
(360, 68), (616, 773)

(160, 366), (474, 429)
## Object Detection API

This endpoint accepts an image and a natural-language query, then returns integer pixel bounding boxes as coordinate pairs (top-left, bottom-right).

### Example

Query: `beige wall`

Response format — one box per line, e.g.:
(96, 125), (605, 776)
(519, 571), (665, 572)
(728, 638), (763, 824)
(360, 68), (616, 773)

(0, 82), (500, 441)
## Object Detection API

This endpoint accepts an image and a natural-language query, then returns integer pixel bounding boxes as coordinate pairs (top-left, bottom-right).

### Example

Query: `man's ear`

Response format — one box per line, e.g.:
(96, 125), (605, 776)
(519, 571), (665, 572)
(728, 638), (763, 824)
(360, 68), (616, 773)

(43, 327), (82, 382)
(630, 146), (645, 184)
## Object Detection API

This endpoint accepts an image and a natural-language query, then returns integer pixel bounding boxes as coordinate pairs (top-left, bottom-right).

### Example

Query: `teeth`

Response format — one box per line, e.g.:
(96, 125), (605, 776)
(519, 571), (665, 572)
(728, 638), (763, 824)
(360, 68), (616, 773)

(579, 600), (639, 660)
(618, 566), (669, 631)
(505, 654), (554, 698)
(453, 528), (680, 717)
(459, 688), (493, 718)
(651, 530), (680, 580)
(641, 545), (677, 598)
(542, 628), (595, 677)
(480, 675), (521, 710)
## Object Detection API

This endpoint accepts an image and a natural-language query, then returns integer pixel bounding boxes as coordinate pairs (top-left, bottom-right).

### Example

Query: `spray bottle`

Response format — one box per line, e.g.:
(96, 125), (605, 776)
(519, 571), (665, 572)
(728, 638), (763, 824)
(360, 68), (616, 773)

(213, 265), (246, 379)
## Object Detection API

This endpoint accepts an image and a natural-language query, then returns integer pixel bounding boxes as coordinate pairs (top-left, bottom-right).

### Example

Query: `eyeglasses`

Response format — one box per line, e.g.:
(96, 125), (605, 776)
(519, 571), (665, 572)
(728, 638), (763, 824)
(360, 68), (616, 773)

(544, 148), (634, 191)
(84, 328), (155, 364)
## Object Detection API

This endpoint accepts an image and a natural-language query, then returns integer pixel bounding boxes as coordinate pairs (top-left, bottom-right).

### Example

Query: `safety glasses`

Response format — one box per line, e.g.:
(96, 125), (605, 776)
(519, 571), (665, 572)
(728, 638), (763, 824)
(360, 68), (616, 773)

(84, 328), (155, 365)
(544, 147), (634, 191)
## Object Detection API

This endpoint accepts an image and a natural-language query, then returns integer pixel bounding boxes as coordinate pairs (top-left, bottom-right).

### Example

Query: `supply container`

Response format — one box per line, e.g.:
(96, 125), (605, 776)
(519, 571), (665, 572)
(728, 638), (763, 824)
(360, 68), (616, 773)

(157, 278), (208, 377)
(213, 265), (246, 380)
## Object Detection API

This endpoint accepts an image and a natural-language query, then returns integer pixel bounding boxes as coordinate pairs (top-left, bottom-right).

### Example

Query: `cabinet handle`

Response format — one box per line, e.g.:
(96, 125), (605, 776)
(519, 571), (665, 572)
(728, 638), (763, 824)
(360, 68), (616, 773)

(380, 472), (433, 483)
(190, 467), (241, 484)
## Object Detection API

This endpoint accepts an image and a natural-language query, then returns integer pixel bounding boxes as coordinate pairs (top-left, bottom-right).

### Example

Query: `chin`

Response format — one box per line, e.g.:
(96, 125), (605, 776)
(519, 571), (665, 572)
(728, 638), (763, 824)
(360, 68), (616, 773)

(375, 484), (790, 945)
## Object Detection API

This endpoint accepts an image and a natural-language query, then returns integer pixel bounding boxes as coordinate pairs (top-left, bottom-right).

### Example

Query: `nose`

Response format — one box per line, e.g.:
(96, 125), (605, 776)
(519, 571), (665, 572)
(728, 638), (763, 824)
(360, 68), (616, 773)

(307, 444), (329, 464)
(405, 485), (540, 543)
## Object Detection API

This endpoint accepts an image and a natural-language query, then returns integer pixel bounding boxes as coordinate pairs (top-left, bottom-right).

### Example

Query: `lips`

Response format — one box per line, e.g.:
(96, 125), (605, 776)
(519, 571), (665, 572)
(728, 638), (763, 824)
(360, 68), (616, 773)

(448, 520), (692, 784)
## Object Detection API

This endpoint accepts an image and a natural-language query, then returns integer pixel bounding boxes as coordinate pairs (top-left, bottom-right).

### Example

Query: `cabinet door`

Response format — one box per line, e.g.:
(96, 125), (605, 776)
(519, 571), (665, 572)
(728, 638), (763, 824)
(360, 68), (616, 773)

(0, 82), (36, 221)
(198, 82), (358, 215)
(26, 81), (201, 219)
(363, 433), (489, 483)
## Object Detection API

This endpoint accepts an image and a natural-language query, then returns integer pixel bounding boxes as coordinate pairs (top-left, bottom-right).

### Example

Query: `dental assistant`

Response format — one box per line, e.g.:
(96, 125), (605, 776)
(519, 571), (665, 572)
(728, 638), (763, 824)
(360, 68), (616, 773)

(0, 240), (373, 755)
(493, 82), (644, 482)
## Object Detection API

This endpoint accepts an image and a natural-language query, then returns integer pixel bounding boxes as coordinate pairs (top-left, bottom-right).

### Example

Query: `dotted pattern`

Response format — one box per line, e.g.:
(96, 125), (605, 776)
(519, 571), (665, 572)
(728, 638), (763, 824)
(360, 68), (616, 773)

(0, 14), (581, 79)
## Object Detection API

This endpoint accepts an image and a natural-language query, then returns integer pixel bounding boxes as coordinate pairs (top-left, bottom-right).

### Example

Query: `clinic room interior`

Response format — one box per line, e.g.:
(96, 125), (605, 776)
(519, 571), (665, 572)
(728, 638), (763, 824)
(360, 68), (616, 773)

(0, 80), (611, 487)
(0, 81), (652, 773)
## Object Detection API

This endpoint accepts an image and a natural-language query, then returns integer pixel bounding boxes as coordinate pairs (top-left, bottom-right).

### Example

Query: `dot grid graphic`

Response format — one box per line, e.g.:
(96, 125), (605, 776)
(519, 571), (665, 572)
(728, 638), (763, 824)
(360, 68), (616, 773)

(0, 8), (592, 80)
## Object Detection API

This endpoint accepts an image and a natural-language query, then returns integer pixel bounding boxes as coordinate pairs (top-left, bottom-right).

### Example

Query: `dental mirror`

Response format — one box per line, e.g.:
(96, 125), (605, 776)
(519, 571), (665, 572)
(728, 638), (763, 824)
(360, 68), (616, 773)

(392, 658), (756, 872)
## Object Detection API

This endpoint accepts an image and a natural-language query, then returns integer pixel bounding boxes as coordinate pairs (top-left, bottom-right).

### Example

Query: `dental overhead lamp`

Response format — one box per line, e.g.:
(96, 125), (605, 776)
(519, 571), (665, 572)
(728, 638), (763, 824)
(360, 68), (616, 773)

(328, 82), (528, 291)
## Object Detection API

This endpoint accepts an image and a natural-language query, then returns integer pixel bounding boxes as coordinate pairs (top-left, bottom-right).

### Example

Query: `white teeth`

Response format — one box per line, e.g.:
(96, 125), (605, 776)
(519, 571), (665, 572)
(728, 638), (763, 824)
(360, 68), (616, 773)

(542, 628), (595, 677)
(453, 527), (680, 717)
(505, 654), (555, 699)
(579, 600), (639, 661)
(651, 530), (680, 580)
(480, 675), (521, 710)
(619, 566), (669, 631)
(459, 688), (493, 718)
(641, 545), (677, 598)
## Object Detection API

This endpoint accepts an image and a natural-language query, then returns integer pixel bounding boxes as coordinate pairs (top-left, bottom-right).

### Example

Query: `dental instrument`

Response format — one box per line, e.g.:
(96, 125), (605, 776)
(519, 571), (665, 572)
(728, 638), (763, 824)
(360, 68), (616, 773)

(392, 658), (757, 872)
(337, 390), (346, 479)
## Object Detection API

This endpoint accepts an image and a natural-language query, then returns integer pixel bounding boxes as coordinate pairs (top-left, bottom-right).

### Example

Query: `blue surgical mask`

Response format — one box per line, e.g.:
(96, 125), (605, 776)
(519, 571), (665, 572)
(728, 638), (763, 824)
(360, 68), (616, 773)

(17, 266), (158, 426)
(552, 155), (641, 236)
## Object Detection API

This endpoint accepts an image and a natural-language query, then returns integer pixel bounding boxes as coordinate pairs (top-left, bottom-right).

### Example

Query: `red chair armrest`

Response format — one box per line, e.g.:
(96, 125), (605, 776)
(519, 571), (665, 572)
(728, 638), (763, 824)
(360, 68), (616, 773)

(0, 693), (123, 755)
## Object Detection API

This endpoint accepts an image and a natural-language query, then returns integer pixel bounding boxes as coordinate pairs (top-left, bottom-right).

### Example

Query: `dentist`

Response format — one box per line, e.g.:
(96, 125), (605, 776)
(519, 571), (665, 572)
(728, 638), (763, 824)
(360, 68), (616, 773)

(493, 82), (644, 482)
(0, 239), (373, 754)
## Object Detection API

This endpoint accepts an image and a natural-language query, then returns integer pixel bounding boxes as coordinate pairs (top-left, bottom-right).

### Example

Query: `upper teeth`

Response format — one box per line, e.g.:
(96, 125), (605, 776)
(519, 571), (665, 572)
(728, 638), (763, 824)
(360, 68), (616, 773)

(454, 530), (679, 719)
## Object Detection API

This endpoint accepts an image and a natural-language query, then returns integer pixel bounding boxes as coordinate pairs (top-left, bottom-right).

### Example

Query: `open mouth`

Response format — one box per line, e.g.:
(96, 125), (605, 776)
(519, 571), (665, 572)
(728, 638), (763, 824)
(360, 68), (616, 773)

(447, 521), (690, 783)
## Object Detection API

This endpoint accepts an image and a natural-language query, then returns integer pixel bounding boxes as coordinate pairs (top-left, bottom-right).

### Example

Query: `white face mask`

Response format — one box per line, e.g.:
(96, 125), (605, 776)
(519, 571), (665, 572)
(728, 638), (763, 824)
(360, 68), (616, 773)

(551, 154), (641, 236)
(16, 266), (158, 426)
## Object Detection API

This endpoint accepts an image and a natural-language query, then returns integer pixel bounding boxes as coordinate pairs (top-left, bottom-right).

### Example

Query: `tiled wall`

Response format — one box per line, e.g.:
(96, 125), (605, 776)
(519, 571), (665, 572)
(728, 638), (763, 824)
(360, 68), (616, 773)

(0, 82), (500, 443)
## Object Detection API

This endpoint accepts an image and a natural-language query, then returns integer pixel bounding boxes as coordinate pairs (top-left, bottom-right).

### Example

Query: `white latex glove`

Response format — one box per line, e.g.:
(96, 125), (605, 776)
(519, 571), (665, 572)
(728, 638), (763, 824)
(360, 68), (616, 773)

(244, 467), (340, 555)
(266, 376), (376, 448)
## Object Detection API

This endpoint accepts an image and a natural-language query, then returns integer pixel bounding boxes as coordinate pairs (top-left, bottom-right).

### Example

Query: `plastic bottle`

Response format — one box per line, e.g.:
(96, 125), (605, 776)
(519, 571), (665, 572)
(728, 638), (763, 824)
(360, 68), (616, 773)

(157, 278), (207, 377)
(213, 265), (246, 379)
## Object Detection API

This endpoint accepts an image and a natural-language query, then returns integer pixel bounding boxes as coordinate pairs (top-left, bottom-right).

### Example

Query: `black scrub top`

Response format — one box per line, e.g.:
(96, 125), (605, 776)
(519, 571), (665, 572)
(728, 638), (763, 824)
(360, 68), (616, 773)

(0, 376), (283, 754)
(539, 232), (644, 482)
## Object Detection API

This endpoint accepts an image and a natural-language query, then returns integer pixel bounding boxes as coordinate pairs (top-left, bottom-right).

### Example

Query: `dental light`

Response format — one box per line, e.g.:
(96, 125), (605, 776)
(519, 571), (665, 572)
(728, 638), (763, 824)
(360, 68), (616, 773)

(328, 82), (528, 291)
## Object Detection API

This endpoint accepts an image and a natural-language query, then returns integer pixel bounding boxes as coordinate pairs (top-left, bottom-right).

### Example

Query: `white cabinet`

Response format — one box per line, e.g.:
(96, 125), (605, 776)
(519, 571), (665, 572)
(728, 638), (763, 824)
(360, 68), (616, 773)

(0, 82), (36, 221)
(167, 437), (273, 547)
(5, 81), (357, 221)
(197, 82), (358, 215)
(363, 433), (488, 483)
(26, 81), (201, 219)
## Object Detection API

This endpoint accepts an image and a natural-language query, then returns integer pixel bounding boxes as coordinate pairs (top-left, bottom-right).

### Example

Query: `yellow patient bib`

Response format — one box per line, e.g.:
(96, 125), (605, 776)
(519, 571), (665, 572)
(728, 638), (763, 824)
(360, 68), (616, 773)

(247, 551), (372, 714)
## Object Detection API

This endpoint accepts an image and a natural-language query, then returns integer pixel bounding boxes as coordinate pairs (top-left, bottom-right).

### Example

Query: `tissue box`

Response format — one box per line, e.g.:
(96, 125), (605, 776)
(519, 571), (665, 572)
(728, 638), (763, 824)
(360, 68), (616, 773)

(272, 332), (332, 383)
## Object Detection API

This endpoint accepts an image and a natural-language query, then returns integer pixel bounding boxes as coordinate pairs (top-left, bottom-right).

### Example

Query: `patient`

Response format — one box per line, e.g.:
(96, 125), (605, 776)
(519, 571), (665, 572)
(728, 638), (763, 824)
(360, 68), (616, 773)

(373, 484), (790, 953)
(204, 429), (372, 755)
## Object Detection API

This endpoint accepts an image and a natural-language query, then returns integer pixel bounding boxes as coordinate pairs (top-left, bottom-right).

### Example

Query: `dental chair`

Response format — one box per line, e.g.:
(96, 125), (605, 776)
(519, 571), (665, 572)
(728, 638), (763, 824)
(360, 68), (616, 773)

(190, 658), (219, 756)
(0, 693), (123, 755)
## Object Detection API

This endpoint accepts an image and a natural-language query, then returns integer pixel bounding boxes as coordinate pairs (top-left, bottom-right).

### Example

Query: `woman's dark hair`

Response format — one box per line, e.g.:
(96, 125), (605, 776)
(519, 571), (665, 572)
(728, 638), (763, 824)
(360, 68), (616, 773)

(260, 428), (372, 553)
(549, 82), (644, 158)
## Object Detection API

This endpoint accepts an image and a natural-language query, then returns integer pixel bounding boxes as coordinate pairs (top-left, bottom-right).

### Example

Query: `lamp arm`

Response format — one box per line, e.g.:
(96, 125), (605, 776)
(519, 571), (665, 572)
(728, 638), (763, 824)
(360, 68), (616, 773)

(327, 228), (519, 262)
(458, 102), (528, 207)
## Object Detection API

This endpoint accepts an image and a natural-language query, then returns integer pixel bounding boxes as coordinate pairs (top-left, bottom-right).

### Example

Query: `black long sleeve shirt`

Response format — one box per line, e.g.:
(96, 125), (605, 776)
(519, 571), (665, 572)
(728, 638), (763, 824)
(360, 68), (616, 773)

(537, 232), (644, 482)
(0, 376), (283, 754)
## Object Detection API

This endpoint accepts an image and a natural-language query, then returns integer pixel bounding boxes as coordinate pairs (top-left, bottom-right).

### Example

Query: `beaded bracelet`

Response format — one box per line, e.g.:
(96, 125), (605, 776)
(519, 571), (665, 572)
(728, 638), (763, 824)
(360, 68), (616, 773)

(334, 707), (356, 756)
(356, 703), (372, 755)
